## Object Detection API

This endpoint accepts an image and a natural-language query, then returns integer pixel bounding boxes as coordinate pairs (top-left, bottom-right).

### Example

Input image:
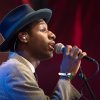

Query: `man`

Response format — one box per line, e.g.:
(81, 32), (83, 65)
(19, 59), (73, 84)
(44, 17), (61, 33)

(0, 4), (86, 100)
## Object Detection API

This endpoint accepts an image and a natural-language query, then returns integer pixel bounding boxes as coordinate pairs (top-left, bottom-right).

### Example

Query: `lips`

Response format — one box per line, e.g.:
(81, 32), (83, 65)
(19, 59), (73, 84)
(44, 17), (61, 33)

(48, 42), (55, 51)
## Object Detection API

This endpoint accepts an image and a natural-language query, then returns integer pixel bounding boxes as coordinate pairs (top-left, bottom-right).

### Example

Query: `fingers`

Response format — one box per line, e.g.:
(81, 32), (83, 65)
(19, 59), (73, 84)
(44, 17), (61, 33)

(70, 46), (80, 58)
(65, 45), (87, 60)
(61, 45), (87, 76)
(65, 45), (72, 55)
(78, 52), (87, 60)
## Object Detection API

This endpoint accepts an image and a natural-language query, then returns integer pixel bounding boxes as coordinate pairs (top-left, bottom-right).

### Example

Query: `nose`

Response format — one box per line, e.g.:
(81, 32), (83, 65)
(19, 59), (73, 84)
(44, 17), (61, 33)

(48, 31), (56, 40)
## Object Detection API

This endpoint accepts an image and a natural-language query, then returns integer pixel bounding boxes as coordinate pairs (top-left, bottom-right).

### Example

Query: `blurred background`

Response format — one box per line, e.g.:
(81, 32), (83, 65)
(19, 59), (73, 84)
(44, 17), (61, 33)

(0, 0), (100, 99)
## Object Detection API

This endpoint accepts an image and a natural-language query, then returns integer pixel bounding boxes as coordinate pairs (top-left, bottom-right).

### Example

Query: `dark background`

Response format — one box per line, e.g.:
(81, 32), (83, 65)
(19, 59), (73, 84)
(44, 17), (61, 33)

(0, 0), (100, 99)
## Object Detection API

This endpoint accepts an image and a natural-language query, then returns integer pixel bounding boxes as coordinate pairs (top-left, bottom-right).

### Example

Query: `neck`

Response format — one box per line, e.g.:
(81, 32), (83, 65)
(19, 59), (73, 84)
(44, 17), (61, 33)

(16, 50), (40, 69)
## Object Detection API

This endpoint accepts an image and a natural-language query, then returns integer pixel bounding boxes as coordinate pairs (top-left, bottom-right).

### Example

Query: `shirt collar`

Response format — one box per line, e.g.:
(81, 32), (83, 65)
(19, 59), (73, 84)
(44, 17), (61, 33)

(8, 52), (35, 73)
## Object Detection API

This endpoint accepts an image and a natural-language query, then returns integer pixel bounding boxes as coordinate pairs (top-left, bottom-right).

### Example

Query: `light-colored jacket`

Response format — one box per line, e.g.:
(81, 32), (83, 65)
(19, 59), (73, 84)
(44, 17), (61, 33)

(0, 52), (81, 100)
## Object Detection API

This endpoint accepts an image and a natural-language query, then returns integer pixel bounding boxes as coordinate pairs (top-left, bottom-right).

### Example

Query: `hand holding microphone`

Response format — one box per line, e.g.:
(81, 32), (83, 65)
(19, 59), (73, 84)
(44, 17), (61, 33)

(55, 43), (87, 76)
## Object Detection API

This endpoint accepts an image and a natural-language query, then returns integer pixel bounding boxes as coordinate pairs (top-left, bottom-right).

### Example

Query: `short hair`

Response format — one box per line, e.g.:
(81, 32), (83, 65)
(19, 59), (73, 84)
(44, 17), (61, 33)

(9, 22), (33, 52)
(9, 19), (43, 52)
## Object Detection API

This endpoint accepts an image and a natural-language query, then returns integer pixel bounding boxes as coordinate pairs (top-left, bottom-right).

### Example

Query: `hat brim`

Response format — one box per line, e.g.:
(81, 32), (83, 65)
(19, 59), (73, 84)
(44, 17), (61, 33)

(0, 9), (52, 52)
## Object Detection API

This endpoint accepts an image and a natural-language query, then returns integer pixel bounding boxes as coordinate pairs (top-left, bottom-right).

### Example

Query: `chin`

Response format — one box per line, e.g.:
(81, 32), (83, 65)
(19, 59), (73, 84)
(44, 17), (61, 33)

(48, 53), (53, 59)
(46, 52), (53, 59)
(48, 51), (54, 58)
(41, 52), (53, 61)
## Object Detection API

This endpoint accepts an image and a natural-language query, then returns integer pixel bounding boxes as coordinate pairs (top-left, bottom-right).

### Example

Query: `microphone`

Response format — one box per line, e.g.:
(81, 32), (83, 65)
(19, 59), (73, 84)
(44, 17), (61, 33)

(54, 43), (96, 62)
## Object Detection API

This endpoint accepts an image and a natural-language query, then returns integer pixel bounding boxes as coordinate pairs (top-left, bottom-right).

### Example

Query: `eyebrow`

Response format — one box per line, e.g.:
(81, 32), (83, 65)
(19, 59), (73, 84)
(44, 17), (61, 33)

(39, 21), (48, 27)
(39, 21), (46, 24)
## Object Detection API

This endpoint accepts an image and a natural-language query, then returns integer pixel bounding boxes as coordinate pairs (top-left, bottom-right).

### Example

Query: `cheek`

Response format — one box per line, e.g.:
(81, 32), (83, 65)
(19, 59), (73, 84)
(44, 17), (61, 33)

(28, 33), (53, 60)
(30, 33), (49, 51)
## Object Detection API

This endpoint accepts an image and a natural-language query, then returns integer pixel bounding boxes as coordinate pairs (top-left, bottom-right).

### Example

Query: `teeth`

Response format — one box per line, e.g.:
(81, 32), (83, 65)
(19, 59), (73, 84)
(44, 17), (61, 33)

(49, 44), (54, 50)
(51, 44), (54, 48)
(50, 45), (53, 48)
(48, 42), (55, 51)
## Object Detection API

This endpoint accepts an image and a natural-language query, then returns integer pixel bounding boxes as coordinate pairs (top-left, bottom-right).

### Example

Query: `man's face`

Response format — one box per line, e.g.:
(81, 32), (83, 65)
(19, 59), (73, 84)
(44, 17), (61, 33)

(27, 19), (56, 61)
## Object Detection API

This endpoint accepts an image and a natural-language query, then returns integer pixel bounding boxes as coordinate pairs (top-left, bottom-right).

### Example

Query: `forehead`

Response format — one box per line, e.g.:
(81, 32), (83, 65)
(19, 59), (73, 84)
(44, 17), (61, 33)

(31, 19), (47, 27)
(17, 19), (47, 33)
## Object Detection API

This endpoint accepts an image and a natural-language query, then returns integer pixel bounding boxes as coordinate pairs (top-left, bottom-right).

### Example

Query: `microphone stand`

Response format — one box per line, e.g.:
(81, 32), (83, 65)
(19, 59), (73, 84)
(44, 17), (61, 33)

(79, 68), (96, 100)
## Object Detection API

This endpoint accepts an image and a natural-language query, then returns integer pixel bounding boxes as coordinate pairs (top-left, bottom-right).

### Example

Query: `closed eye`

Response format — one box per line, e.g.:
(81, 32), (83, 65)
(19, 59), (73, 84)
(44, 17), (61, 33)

(40, 27), (48, 33)
(40, 28), (46, 32)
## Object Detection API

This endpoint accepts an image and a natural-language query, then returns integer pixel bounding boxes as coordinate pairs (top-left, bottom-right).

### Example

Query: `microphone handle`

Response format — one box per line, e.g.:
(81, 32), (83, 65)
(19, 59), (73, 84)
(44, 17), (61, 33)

(83, 56), (95, 62)
(62, 47), (95, 62)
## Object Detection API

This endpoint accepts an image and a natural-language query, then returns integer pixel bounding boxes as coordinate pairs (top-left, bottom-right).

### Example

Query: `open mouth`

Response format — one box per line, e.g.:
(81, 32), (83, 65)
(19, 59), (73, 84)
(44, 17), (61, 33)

(48, 42), (55, 51)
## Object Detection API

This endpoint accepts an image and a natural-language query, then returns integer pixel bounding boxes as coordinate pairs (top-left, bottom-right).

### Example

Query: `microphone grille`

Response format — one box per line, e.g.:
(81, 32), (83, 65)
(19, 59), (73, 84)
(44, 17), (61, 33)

(54, 43), (64, 54)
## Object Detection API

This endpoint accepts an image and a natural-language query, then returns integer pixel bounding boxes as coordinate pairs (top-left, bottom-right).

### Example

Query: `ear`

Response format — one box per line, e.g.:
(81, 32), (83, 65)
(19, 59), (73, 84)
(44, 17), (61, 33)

(18, 32), (29, 43)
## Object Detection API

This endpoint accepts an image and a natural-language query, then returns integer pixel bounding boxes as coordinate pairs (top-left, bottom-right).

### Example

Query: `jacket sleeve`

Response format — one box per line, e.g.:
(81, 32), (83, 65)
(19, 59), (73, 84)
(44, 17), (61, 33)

(4, 62), (81, 100)
(50, 79), (81, 100)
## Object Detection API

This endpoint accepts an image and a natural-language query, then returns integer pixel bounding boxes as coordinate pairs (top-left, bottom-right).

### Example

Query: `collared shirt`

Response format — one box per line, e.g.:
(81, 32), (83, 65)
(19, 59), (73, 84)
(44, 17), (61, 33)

(8, 52), (35, 73)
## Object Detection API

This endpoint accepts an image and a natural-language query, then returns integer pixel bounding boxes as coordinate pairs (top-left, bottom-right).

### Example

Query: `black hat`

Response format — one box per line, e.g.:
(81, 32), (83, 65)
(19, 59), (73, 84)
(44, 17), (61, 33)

(0, 4), (52, 51)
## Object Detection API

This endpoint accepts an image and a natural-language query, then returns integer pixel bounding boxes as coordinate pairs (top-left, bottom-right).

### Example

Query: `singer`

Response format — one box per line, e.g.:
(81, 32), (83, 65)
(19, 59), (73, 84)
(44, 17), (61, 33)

(0, 4), (86, 100)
